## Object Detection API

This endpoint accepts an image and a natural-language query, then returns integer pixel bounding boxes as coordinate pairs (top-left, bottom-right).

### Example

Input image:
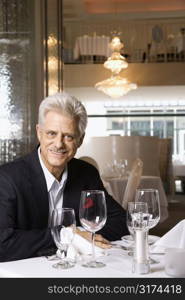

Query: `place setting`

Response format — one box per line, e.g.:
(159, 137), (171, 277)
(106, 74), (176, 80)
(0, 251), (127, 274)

(47, 188), (164, 275)
(48, 190), (109, 269)
(1, 189), (185, 278)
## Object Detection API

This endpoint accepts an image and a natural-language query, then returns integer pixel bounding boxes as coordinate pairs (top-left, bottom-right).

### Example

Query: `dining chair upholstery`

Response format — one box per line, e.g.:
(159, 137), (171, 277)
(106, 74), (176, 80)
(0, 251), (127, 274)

(122, 158), (143, 210)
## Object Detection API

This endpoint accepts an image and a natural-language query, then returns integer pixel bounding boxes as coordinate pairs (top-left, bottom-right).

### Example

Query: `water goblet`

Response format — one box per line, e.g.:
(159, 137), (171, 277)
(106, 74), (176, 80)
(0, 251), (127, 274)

(50, 208), (76, 269)
(128, 201), (150, 274)
(135, 188), (160, 263)
(126, 201), (149, 255)
(135, 188), (160, 232)
(79, 190), (107, 268)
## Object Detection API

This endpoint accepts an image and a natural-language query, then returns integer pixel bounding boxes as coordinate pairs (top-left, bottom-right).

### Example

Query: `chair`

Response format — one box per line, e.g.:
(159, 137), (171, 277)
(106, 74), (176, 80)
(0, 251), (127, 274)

(79, 156), (112, 194)
(78, 156), (99, 170)
(76, 135), (160, 177)
(122, 158), (143, 210)
(77, 136), (121, 175)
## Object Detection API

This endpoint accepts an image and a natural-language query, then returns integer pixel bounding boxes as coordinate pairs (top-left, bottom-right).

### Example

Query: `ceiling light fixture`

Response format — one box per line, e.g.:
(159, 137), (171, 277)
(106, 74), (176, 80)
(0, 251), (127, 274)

(95, 34), (137, 98)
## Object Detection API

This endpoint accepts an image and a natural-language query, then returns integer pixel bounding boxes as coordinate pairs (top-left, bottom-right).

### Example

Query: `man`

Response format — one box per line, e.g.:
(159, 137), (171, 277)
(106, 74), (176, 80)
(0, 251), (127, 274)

(0, 92), (128, 262)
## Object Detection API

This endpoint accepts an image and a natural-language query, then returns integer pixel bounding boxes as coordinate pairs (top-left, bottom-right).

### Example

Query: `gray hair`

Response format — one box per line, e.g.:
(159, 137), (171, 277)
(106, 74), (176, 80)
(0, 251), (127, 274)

(38, 92), (87, 138)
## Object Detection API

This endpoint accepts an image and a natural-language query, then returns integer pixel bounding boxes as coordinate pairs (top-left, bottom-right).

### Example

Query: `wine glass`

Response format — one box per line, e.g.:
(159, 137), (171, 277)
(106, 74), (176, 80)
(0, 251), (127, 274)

(135, 188), (160, 263)
(79, 190), (107, 268)
(113, 159), (128, 178)
(50, 208), (76, 269)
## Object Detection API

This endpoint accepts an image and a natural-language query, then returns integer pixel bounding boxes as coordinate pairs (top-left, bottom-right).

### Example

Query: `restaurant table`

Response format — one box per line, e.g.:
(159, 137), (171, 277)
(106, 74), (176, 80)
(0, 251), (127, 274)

(73, 35), (112, 60)
(102, 176), (168, 223)
(173, 163), (185, 177)
(173, 163), (185, 193)
(0, 247), (168, 278)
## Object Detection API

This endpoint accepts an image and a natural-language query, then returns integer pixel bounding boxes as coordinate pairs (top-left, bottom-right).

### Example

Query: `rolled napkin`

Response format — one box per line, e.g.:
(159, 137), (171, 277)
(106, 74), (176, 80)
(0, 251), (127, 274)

(152, 219), (185, 253)
(57, 232), (105, 260)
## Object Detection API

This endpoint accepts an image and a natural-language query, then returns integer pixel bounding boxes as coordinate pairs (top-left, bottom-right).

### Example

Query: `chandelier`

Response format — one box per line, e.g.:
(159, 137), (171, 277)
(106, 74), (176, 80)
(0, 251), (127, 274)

(95, 34), (137, 98)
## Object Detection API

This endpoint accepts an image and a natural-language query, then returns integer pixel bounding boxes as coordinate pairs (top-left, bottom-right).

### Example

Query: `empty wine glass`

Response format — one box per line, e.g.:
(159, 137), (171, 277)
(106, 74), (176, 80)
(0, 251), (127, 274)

(50, 208), (76, 269)
(79, 190), (107, 268)
(135, 188), (160, 263)
(113, 159), (128, 178)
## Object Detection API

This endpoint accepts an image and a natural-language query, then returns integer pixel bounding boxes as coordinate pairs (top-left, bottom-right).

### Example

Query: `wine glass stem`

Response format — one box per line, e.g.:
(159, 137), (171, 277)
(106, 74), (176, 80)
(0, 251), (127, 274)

(60, 246), (68, 261)
(91, 232), (95, 261)
(63, 249), (67, 260)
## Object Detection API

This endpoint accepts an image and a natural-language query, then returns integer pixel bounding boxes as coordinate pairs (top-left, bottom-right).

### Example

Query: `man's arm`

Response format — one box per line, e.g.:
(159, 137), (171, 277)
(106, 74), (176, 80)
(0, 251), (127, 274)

(0, 174), (55, 262)
(0, 227), (55, 262)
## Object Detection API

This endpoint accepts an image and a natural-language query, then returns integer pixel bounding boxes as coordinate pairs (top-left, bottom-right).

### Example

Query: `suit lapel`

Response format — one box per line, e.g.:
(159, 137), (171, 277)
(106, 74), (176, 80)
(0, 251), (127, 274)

(24, 149), (49, 226)
(63, 159), (82, 224)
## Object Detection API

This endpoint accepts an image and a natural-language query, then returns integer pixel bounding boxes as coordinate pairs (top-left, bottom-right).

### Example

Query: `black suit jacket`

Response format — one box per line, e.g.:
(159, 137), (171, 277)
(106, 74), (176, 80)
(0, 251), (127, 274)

(0, 148), (128, 261)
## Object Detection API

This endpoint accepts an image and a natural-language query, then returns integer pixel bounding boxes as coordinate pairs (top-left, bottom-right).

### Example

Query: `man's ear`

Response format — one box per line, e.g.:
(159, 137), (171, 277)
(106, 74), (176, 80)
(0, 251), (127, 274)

(78, 133), (85, 147)
(36, 124), (41, 142)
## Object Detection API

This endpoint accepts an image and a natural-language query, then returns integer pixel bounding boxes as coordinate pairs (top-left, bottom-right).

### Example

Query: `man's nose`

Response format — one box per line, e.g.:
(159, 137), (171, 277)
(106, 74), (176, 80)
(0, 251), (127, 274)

(55, 135), (64, 148)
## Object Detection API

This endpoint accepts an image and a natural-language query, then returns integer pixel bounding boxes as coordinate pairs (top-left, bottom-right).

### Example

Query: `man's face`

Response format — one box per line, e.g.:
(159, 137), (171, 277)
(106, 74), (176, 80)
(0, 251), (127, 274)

(36, 110), (83, 179)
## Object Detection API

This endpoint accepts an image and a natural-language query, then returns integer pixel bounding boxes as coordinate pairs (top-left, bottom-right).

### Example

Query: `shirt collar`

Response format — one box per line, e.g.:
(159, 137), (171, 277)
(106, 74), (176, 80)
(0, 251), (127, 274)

(38, 147), (68, 192)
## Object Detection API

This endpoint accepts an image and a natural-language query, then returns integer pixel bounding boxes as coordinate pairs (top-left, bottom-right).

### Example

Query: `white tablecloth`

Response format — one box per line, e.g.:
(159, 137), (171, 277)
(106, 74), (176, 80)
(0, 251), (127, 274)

(74, 35), (112, 60)
(103, 176), (168, 223)
(0, 247), (168, 278)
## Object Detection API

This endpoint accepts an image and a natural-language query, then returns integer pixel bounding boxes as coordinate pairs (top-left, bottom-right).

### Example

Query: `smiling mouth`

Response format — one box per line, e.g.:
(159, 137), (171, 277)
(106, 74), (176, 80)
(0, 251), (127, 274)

(49, 149), (67, 155)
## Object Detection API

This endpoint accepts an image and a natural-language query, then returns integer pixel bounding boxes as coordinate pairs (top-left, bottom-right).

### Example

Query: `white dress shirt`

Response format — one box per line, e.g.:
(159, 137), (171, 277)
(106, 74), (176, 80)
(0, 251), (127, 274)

(38, 148), (68, 225)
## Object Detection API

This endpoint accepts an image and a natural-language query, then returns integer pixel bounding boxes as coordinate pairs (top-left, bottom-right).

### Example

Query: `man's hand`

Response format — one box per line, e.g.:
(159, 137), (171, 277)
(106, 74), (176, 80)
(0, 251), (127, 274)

(76, 228), (112, 249)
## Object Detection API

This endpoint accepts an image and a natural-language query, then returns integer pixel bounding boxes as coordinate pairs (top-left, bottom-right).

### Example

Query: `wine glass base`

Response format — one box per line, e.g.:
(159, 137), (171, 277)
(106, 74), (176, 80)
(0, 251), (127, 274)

(52, 260), (75, 269)
(129, 252), (159, 264)
(149, 257), (159, 264)
(81, 260), (106, 268)
(128, 250), (134, 256)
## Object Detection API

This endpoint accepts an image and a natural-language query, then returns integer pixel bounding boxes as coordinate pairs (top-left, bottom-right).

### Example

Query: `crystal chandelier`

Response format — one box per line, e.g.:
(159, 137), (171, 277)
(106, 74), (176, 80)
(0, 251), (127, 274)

(95, 34), (137, 98)
(95, 75), (137, 98)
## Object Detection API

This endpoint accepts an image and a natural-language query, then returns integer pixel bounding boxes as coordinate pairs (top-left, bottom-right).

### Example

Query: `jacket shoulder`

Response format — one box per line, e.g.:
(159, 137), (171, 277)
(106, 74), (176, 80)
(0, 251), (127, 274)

(0, 149), (38, 178)
(69, 157), (98, 172)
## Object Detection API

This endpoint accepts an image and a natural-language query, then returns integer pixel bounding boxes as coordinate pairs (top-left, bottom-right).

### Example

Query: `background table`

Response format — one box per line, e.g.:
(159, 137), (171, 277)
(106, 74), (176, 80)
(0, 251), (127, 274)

(103, 176), (168, 223)
(173, 163), (185, 177)
(173, 163), (185, 193)
(73, 35), (112, 60)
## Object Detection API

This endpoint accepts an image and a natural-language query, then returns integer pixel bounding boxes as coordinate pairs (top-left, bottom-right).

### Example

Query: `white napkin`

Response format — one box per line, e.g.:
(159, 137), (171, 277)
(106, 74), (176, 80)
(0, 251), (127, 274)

(73, 233), (105, 256)
(152, 219), (185, 253)
(57, 233), (105, 260)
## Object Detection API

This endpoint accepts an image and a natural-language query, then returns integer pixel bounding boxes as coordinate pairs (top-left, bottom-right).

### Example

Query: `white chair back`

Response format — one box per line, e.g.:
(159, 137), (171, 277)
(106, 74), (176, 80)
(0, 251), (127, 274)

(122, 158), (143, 209)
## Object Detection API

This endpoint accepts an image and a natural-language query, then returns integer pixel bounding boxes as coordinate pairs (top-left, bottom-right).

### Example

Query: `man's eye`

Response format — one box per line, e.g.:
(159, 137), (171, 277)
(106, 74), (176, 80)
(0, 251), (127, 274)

(64, 135), (74, 141)
(46, 131), (56, 137)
